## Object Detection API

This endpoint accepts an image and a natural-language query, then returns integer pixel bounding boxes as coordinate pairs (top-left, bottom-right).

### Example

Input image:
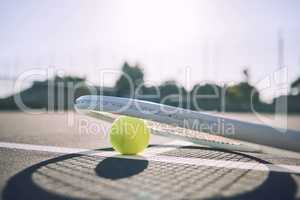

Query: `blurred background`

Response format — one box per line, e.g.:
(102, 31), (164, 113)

(0, 0), (300, 113)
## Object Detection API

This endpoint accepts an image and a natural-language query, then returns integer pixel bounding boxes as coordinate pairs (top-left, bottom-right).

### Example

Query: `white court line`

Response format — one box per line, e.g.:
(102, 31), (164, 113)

(0, 141), (300, 174)
(0, 142), (90, 154)
(0, 140), (189, 158)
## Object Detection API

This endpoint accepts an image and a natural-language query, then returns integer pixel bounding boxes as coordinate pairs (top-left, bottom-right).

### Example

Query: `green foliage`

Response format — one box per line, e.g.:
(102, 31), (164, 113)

(1, 63), (300, 113)
(190, 83), (222, 111)
(115, 62), (144, 97)
(291, 77), (300, 89)
(159, 80), (186, 98)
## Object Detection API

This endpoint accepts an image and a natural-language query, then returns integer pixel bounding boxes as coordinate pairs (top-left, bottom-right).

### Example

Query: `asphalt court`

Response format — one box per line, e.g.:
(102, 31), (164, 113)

(0, 112), (300, 199)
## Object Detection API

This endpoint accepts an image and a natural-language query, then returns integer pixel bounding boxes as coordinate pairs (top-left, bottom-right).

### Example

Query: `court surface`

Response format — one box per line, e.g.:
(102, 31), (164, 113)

(0, 112), (300, 200)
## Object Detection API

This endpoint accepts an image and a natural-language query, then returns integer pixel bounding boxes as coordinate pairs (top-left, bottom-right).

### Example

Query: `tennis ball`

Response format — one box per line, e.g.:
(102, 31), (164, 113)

(109, 116), (150, 155)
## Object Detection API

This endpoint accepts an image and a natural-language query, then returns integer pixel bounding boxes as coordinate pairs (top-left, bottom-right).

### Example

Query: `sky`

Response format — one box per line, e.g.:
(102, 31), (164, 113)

(0, 0), (300, 100)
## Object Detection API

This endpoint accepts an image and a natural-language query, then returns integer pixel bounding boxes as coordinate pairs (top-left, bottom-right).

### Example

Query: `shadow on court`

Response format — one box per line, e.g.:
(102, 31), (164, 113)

(2, 146), (299, 200)
(96, 157), (148, 179)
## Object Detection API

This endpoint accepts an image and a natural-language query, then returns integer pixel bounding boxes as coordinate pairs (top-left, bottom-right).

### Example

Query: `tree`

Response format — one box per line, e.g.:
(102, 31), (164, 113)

(190, 83), (222, 111)
(158, 80), (187, 107)
(243, 68), (250, 83)
(115, 62), (145, 97)
(226, 82), (260, 111)
(291, 77), (300, 95)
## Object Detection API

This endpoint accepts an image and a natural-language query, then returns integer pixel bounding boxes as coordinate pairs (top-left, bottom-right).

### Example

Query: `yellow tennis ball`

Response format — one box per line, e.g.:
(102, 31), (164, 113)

(109, 116), (150, 155)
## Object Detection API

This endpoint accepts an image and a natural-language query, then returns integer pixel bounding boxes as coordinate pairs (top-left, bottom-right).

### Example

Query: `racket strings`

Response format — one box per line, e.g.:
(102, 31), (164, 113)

(148, 121), (242, 146)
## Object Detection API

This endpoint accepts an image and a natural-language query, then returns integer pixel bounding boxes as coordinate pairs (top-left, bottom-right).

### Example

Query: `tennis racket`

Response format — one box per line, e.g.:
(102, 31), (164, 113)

(75, 95), (300, 153)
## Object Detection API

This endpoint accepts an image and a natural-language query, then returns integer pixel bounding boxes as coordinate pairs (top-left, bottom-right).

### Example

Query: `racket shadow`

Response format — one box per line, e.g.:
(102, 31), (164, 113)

(2, 147), (298, 200)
